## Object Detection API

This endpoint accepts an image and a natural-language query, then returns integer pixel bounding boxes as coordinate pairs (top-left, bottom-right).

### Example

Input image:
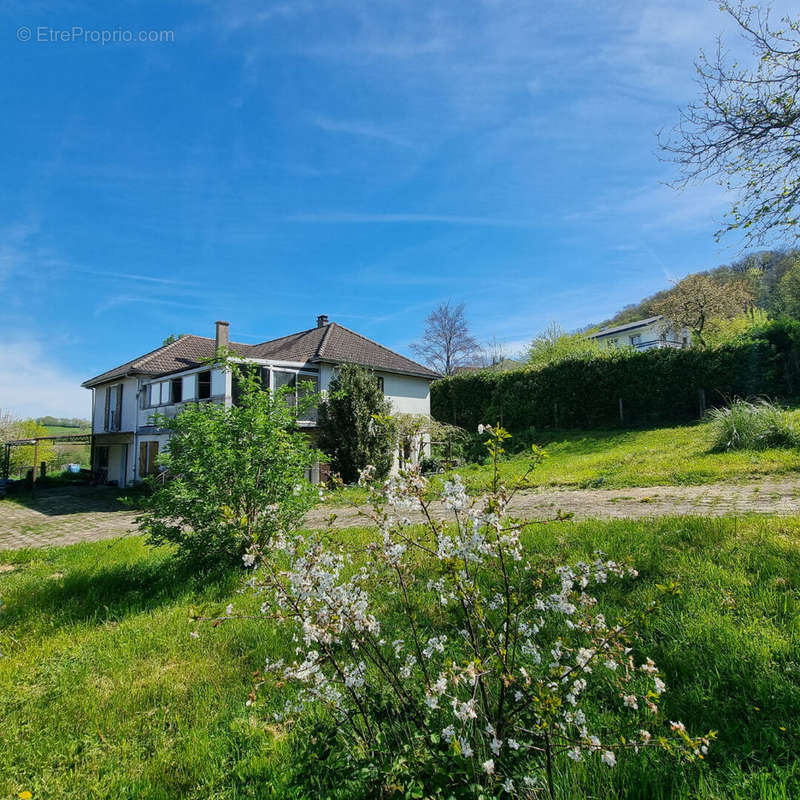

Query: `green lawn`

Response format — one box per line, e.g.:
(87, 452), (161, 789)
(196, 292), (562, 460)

(431, 416), (800, 496)
(2, 517), (799, 799)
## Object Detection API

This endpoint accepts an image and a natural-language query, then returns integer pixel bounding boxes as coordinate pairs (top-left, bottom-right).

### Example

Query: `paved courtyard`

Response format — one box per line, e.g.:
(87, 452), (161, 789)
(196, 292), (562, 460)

(2, 479), (800, 551)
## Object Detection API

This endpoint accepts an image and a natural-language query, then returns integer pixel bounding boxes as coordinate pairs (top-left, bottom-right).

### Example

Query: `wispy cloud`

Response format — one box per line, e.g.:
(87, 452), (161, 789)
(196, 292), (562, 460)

(0, 338), (90, 419)
(312, 116), (416, 149)
(73, 268), (203, 287)
(283, 212), (541, 227)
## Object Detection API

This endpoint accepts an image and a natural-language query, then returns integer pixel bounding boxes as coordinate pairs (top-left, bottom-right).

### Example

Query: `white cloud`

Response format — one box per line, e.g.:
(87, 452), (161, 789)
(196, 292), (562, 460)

(283, 212), (540, 227)
(0, 339), (91, 420)
(312, 117), (417, 149)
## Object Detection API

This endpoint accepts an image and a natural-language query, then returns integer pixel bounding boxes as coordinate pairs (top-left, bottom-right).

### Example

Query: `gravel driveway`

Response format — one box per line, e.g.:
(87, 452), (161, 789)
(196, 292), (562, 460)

(2, 479), (800, 551)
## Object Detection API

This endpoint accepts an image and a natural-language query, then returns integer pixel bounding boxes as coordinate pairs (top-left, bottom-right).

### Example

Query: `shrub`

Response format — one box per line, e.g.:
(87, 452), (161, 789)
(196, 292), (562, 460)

(237, 426), (712, 799)
(707, 399), (799, 451)
(432, 330), (796, 435)
(317, 363), (394, 483)
(135, 363), (322, 566)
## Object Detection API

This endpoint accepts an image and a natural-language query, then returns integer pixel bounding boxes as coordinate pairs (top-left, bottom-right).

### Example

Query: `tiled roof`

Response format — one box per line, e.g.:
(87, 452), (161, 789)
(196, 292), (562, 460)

(587, 315), (663, 338)
(83, 322), (439, 387)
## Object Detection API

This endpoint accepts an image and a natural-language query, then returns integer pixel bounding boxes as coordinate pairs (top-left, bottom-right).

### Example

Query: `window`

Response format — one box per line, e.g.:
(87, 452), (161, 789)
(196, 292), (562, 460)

(170, 377), (182, 403)
(273, 370), (297, 407)
(105, 384), (123, 431)
(297, 373), (319, 422)
(376, 375), (385, 393)
(139, 440), (160, 477)
(629, 334), (641, 347)
(198, 370), (212, 400)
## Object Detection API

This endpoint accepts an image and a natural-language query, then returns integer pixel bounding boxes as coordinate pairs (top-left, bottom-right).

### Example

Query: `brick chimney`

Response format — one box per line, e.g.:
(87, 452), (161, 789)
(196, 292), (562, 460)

(316, 314), (329, 328)
(215, 320), (230, 349)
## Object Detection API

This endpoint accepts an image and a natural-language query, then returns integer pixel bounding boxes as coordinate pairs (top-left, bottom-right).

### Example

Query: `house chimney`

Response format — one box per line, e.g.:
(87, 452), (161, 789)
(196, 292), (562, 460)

(215, 320), (230, 349)
(316, 314), (329, 328)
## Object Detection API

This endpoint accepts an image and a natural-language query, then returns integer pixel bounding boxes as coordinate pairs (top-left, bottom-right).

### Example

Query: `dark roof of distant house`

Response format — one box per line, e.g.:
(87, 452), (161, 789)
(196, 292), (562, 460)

(82, 322), (440, 387)
(587, 315), (663, 339)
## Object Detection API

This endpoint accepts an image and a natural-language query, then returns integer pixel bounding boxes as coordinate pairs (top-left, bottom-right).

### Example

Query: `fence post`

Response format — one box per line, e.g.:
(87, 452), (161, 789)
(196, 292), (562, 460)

(698, 388), (706, 418)
(553, 401), (558, 428)
(618, 397), (625, 425)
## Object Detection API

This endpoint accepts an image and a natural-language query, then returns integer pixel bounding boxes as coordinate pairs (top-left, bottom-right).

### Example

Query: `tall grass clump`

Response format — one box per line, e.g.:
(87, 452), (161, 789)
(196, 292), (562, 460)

(707, 399), (799, 451)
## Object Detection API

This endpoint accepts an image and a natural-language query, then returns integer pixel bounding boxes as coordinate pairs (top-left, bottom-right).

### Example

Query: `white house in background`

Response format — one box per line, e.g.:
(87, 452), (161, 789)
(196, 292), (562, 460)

(588, 315), (691, 351)
(82, 316), (439, 487)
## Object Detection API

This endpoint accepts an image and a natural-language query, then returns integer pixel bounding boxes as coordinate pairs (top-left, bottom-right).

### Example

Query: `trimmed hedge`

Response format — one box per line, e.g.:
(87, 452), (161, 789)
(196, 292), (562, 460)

(432, 335), (800, 433)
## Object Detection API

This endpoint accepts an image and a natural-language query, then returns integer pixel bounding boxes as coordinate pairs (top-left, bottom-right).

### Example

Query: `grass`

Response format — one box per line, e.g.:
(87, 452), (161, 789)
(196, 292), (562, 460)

(2, 516), (800, 799)
(423, 413), (800, 497)
(707, 400), (800, 452)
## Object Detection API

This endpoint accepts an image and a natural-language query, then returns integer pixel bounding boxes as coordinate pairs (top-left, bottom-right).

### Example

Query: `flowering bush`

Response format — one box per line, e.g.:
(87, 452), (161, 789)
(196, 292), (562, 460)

(241, 425), (712, 798)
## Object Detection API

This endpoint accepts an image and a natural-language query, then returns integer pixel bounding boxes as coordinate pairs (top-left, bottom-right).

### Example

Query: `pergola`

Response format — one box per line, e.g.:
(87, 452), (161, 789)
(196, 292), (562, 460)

(2, 433), (92, 482)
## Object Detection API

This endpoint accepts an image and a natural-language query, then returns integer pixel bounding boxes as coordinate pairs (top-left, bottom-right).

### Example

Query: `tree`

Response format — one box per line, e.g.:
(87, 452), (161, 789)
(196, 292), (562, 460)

(2, 419), (57, 477)
(135, 364), (321, 566)
(651, 273), (753, 347)
(527, 322), (601, 368)
(162, 333), (186, 346)
(317, 363), (394, 483)
(775, 256), (800, 318)
(410, 301), (480, 375)
(661, 2), (800, 246)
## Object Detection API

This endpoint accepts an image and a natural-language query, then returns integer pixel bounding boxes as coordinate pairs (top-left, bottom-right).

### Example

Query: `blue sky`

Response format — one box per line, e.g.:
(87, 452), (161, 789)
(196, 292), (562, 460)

(0, 0), (791, 417)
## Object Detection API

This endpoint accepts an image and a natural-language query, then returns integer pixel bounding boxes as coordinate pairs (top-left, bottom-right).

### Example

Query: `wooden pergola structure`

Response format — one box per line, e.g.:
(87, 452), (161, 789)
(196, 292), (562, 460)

(2, 433), (92, 482)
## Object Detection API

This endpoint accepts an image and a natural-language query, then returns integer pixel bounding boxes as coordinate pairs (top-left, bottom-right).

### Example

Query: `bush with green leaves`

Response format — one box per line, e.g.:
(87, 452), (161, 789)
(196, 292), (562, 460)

(136, 363), (322, 566)
(317, 363), (394, 483)
(432, 319), (800, 435)
(235, 425), (712, 799)
(707, 399), (799, 451)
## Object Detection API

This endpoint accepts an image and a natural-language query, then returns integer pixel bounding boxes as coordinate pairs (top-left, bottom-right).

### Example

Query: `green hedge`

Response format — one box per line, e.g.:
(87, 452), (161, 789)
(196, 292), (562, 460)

(432, 333), (800, 433)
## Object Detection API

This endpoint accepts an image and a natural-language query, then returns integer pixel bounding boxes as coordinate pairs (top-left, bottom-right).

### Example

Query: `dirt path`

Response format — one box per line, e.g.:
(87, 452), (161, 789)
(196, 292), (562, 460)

(3, 479), (799, 551)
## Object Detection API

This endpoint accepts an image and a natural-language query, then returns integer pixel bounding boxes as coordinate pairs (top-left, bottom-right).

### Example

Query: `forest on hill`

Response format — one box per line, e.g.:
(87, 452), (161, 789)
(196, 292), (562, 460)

(598, 249), (800, 329)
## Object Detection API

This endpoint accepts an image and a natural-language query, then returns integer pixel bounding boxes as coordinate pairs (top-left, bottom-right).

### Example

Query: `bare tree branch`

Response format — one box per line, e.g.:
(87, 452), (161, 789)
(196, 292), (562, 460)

(410, 301), (480, 376)
(660, 1), (800, 247)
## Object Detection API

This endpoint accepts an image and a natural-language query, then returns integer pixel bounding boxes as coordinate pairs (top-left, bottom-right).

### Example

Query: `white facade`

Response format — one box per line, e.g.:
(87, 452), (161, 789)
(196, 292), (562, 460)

(89, 360), (433, 487)
(589, 316), (690, 351)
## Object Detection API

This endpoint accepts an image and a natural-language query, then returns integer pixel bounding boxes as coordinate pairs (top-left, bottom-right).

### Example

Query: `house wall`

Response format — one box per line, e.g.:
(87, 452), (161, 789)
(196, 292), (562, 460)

(380, 371), (431, 415)
(317, 364), (431, 416)
(593, 322), (689, 351)
(91, 377), (139, 434)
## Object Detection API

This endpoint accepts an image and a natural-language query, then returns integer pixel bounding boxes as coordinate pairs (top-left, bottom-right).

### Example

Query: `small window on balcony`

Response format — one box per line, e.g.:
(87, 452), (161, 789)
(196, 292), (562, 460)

(198, 370), (212, 400)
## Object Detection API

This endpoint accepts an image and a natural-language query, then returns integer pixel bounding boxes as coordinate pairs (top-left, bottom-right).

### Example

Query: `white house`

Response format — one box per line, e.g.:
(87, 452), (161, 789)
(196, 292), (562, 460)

(82, 316), (439, 487)
(588, 315), (690, 351)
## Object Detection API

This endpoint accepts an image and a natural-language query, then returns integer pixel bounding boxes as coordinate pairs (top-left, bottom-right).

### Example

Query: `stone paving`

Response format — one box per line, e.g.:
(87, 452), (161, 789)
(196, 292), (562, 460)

(2, 479), (800, 551)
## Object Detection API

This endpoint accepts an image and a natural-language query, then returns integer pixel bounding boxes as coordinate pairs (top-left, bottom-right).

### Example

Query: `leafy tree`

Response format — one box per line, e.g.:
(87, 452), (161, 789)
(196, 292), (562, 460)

(774, 257), (800, 318)
(651, 273), (753, 347)
(317, 363), (394, 483)
(527, 322), (601, 368)
(661, 2), (800, 246)
(4, 419), (57, 476)
(136, 364), (321, 566)
(704, 308), (770, 347)
(162, 333), (186, 346)
(410, 301), (480, 375)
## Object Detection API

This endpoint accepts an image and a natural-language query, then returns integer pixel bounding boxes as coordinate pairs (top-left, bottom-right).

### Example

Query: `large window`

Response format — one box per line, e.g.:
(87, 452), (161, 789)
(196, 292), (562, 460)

(272, 370), (318, 422)
(198, 370), (212, 400)
(105, 384), (123, 431)
(297, 373), (319, 422)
